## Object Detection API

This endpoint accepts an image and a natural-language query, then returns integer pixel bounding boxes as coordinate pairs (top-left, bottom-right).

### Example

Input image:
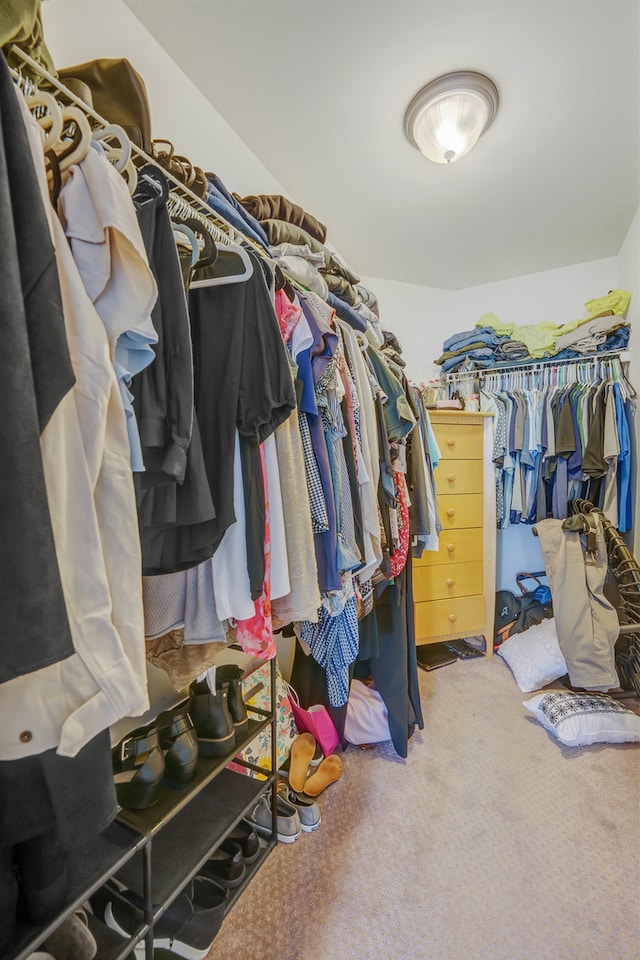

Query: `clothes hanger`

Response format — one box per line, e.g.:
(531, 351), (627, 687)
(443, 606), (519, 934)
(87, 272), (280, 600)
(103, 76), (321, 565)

(172, 222), (201, 267)
(54, 106), (92, 174)
(174, 216), (217, 268)
(189, 242), (254, 287)
(91, 123), (131, 173)
(122, 157), (138, 195)
(166, 193), (254, 287)
(25, 91), (63, 150)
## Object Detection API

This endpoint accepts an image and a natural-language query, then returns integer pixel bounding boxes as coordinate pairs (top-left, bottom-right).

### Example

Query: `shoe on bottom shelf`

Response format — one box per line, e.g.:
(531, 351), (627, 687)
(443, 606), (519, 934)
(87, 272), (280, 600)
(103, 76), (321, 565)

(104, 876), (227, 960)
(277, 782), (321, 833)
(198, 838), (245, 889)
(227, 820), (261, 865)
(43, 908), (97, 960)
(245, 792), (301, 844)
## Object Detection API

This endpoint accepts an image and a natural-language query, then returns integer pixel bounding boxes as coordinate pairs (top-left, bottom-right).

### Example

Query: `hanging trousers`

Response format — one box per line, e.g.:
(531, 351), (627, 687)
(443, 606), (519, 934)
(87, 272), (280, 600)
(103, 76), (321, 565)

(536, 517), (619, 690)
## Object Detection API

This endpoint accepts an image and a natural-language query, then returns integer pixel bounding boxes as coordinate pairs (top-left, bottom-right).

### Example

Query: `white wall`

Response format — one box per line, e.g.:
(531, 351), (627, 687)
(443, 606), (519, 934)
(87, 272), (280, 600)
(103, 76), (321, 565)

(452, 257), (620, 330)
(42, 0), (289, 197)
(359, 276), (452, 383)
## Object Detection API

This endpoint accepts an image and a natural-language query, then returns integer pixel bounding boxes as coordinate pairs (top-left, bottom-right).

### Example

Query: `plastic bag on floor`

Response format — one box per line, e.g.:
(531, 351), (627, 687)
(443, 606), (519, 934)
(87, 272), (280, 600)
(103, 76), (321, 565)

(344, 679), (391, 745)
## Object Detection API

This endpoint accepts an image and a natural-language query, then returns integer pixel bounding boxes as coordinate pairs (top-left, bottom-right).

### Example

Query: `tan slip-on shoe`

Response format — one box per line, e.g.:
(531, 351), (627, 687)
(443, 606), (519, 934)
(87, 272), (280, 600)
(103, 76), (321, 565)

(302, 754), (343, 797)
(288, 732), (317, 792)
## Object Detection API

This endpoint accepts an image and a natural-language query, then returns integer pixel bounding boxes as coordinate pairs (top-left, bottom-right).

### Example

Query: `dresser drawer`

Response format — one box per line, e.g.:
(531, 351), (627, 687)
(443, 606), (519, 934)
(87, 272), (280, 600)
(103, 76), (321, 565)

(434, 459), (483, 496)
(414, 528), (483, 567)
(414, 594), (485, 641)
(413, 561), (483, 602)
(433, 422), (483, 460)
(438, 494), (483, 529)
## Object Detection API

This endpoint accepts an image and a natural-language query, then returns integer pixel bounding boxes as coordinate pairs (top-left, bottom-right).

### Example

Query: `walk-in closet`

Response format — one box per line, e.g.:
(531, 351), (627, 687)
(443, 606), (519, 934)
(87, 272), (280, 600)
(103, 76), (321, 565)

(1, 2), (639, 959)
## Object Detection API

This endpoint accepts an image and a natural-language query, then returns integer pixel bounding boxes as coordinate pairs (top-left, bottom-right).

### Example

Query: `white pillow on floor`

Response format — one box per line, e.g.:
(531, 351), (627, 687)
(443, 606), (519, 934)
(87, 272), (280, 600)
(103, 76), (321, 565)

(497, 618), (566, 693)
(523, 690), (640, 746)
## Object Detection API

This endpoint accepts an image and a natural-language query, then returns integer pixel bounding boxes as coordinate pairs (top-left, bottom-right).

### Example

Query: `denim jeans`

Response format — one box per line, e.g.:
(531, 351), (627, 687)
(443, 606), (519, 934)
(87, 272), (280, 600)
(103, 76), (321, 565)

(204, 182), (271, 251)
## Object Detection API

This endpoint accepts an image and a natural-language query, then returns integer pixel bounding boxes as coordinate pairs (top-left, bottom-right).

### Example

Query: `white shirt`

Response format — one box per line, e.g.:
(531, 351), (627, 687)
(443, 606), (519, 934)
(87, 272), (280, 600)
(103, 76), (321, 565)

(58, 147), (158, 471)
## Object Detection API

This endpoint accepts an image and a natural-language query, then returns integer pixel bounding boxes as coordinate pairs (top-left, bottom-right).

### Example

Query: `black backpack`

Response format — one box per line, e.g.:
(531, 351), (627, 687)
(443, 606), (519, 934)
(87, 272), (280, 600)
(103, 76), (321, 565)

(495, 572), (553, 644)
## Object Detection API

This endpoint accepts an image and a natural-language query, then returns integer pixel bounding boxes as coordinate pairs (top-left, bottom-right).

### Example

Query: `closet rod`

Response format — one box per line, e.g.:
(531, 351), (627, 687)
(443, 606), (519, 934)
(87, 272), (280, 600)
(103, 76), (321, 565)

(9, 45), (385, 341)
(8, 44), (270, 261)
(442, 348), (631, 383)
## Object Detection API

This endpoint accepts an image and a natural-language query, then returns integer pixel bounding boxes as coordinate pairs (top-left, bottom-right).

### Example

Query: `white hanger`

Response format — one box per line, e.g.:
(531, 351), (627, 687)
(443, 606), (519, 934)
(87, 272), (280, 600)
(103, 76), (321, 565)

(56, 106), (92, 174)
(166, 194), (254, 287)
(172, 222), (200, 266)
(189, 242), (254, 287)
(25, 91), (63, 150)
(92, 123), (131, 173)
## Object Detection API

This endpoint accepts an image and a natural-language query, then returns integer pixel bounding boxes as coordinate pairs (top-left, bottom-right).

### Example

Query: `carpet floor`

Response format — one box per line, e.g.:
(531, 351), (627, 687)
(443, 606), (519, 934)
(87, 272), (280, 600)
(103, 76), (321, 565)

(208, 655), (640, 960)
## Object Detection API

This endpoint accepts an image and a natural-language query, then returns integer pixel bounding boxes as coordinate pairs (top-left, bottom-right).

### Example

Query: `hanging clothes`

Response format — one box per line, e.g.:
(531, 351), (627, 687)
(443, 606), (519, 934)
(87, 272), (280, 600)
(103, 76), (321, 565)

(478, 357), (636, 532)
(0, 55), (74, 687)
(1, 78), (149, 763)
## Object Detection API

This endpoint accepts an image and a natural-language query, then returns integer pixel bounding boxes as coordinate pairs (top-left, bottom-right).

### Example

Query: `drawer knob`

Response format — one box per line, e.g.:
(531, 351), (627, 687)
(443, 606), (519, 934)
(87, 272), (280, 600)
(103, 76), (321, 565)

(447, 578), (455, 587)
(447, 473), (456, 482)
(446, 543), (455, 552)
(446, 509), (455, 518)
(447, 438), (455, 447)
(448, 614), (458, 623)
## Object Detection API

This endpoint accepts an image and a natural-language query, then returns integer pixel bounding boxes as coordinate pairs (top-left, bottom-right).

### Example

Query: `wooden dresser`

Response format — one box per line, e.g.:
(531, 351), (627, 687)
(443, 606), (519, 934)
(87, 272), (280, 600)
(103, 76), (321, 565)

(413, 410), (496, 656)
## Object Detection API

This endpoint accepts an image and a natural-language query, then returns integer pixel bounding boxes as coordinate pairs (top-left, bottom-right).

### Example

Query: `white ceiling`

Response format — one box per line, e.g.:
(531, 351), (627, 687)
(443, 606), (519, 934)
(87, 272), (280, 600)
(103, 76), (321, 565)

(125, 0), (639, 290)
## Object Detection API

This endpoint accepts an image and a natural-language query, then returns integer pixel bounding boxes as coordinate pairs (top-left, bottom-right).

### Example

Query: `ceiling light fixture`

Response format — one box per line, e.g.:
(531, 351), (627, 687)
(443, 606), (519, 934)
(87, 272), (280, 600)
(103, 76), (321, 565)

(404, 70), (499, 165)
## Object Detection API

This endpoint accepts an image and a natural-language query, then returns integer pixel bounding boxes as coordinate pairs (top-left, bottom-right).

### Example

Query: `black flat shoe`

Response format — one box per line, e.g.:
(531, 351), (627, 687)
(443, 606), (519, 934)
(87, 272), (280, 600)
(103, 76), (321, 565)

(198, 838), (245, 889)
(227, 820), (261, 864)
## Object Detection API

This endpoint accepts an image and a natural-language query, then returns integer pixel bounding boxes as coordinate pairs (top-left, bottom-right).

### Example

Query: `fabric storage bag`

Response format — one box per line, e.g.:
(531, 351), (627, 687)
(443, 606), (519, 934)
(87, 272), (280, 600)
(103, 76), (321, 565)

(344, 679), (391, 745)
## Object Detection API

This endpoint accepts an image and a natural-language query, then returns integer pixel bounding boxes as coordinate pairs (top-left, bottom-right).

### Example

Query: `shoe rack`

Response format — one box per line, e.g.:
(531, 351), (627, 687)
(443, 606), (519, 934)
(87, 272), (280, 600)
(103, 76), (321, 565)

(6, 655), (278, 960)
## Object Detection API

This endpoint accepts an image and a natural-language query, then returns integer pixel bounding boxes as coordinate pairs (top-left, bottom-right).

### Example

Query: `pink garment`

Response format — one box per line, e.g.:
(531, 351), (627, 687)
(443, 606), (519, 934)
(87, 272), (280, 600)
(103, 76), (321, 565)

(275, 288), (302, 343)
(234, 445), (276, 659)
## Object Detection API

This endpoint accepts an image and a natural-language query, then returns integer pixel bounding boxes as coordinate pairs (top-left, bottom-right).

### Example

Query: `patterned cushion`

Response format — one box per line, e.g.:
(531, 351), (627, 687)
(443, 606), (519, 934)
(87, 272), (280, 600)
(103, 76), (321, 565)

(523, 690), (640, 746)
(497, 618), (567, 693)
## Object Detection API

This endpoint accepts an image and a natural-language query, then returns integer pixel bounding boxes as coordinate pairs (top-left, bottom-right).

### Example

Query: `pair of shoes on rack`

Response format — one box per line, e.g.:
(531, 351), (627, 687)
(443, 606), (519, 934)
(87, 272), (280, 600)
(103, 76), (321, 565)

(288, 733), (344, 797)
(189, 664), (249, 758)
(226, 820), (261, 864)
(199, 837), (245, 889)
(112, 701), (199, 810)
(196, 816), (261, 887)
(104, 876), (227, 960)
(41, 907), (97, 960)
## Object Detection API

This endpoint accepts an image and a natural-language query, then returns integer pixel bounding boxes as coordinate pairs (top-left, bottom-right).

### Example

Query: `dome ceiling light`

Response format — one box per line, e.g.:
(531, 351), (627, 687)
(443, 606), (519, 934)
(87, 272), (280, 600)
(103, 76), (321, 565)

(404, 70), (500, 164)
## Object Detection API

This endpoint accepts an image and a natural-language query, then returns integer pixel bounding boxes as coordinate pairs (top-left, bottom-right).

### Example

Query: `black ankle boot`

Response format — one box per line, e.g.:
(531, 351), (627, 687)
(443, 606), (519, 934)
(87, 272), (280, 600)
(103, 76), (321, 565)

(189, 679), (235, 757)
(112, 726), (166, 810)
(216, 665), (248, 740)
(157, 702), (199, 788)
